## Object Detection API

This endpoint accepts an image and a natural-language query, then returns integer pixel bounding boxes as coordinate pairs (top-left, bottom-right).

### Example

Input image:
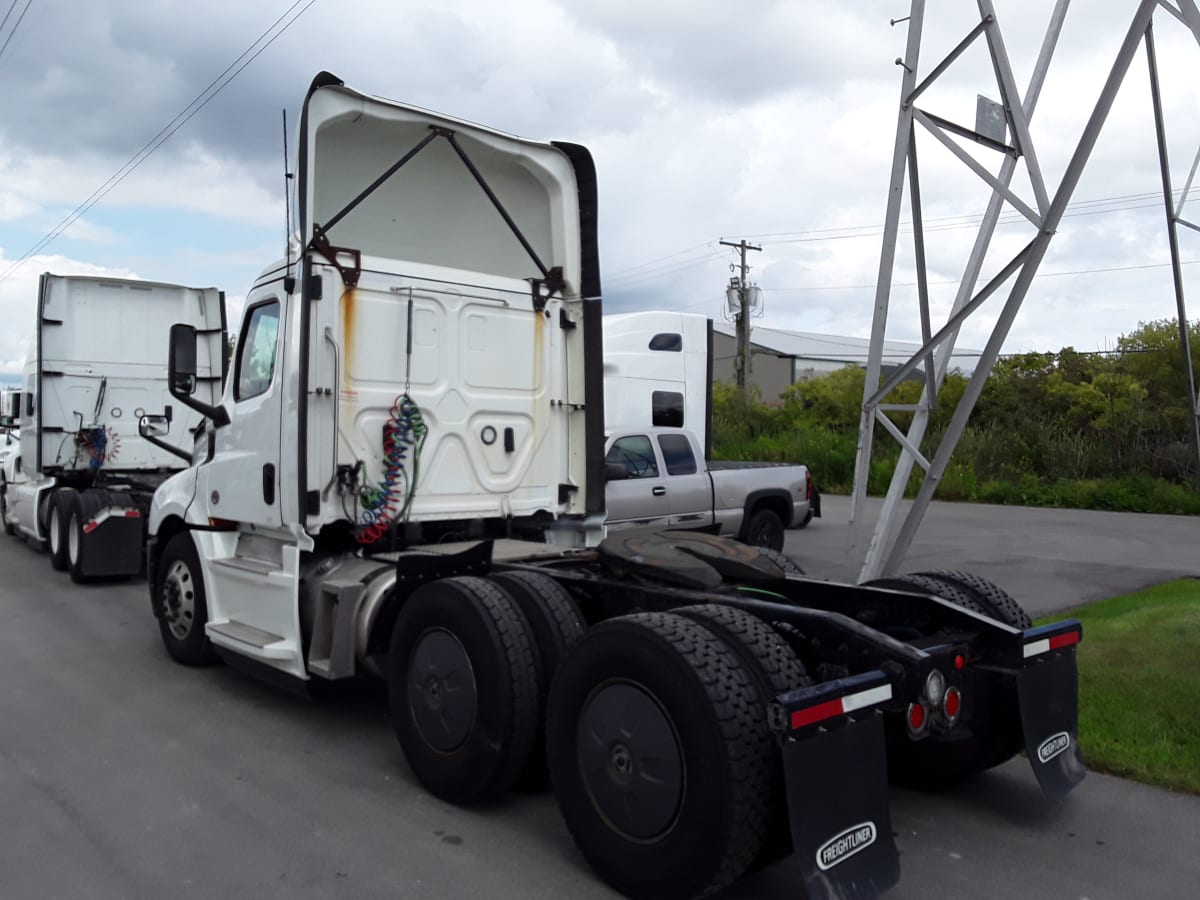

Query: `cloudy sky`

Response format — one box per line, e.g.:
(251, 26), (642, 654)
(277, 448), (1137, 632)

(1, 0), (1198, 379)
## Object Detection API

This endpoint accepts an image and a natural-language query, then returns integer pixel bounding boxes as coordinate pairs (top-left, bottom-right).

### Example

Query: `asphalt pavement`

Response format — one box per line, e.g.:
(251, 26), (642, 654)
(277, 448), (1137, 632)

(2, 500), (1199, 899)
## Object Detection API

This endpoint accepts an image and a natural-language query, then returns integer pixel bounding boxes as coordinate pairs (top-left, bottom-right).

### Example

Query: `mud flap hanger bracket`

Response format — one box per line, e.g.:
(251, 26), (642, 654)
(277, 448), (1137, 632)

(305, 125), (564, 309)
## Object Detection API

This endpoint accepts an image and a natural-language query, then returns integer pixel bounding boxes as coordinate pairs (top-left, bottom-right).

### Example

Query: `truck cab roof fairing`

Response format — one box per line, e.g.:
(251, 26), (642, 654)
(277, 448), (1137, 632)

(296, 75), (583, 291)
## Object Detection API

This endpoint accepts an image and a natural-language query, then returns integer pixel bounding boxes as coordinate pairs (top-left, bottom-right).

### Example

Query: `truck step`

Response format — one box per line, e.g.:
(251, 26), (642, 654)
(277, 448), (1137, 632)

(207, 620), (287, 650)
(211, 556), (281, 576)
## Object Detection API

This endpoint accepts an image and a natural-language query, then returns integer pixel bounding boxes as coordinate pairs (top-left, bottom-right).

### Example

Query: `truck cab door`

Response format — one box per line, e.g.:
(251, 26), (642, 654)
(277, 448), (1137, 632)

(198, 293), (284, 527)
(604, 434), (669, 531)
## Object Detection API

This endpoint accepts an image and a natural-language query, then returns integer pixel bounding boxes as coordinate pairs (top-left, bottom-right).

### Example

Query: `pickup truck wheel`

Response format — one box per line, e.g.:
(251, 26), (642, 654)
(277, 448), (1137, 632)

(545, 612), (771, 900)
(388, 576), (540, 804)
(154, 532), (219, 666)
(48, 490), (74, 571)
(752, 546), (805, 575)
(674, 604), (810, 867)
(488, 571), (585, 786)
(742, 508), (785, 552)
(867, 572), (1021, 789)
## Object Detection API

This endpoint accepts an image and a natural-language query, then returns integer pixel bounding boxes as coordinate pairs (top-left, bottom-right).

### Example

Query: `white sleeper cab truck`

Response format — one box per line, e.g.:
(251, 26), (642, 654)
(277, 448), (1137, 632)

(144, 72), (1087, 900)
(0, 273), (225, 581)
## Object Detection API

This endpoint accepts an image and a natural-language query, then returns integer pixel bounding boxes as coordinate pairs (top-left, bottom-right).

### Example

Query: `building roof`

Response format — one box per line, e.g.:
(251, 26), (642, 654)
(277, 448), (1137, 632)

(713, 322), (981, 375)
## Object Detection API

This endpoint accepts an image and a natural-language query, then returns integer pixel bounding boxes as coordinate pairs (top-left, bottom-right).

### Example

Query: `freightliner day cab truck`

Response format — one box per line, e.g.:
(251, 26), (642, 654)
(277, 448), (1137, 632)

(140, 72), (1085, 900)
(0, 274), (225, 581)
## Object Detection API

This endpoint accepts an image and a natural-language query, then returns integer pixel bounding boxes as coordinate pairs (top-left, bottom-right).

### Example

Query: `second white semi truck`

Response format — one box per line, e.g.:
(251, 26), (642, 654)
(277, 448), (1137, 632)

(0, 273), (225, 581)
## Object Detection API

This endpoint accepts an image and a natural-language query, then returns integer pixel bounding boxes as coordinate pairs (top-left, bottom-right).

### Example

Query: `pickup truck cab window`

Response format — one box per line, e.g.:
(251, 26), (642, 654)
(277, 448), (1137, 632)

(606, 434), (659, 478)
(235, 300), (281, 401)
(657, 433), (697, 475)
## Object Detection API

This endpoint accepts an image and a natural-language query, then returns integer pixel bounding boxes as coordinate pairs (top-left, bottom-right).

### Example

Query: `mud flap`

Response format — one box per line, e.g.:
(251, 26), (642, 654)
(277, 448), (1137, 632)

(1017, 651), (1086, 800)
(782, 715), (900, 900)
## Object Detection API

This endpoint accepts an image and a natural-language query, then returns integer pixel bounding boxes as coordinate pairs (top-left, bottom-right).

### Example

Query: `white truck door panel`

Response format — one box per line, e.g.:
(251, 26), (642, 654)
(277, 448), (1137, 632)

(200, 294), (285, 528)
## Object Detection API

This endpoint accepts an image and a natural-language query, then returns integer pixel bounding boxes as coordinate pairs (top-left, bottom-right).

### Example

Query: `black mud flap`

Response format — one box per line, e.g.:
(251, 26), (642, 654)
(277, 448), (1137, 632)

(80, 515), (144, 577)
(783, 716), (900, 900)
(1017, 651), (1086, 800)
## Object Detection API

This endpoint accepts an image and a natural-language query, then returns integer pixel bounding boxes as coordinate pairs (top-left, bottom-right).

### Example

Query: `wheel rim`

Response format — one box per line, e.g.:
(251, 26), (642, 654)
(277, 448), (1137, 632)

(407, 628), (477, 752)
(577, 680), (685, 841)
(68, 513), (81, 564)
(751, 517), (781, 548)
(162, 559), (196, 640)
(49, 504), (61, 553)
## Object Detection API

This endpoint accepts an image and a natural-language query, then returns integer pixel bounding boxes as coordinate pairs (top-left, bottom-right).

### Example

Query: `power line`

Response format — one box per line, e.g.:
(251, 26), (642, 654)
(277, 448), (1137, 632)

(0, 0), (32, 68)
(0, 0), (319, 284)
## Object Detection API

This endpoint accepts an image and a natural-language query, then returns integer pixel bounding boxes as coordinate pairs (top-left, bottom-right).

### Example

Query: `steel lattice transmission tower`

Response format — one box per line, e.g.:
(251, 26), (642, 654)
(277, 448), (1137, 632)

(851, 0), (1200, 582)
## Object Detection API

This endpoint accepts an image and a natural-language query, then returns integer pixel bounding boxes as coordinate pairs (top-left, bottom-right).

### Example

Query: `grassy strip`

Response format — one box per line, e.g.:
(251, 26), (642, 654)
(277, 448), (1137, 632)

(1038, 579), (1200, 794)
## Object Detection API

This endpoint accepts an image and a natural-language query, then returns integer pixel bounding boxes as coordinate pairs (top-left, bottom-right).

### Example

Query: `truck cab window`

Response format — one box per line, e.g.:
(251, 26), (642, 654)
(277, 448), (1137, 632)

(235, 300), (281, 401)
(652, 390), (684, 428)
(605, 434), (659, 478)
(657, 433), (697, 475)
(648, 332), (682, 352)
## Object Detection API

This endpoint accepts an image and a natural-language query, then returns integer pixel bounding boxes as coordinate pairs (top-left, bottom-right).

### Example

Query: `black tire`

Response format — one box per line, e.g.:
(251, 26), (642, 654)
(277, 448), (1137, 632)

(866, 572), (1022, 789)
(0, 474), (15, 537)
(916, 569), (1033, 629)
(488, 570), (586, 785)
(66, 493), (96, 584)
(751, 546), (805, 576)
(388, 576), (540, 805)
(673, 604), (809, 867)
(741, 507), (785, 552)
(546, 612), (772, 900)
(47, 489), (74, 571)
(154, 532), (219, 666)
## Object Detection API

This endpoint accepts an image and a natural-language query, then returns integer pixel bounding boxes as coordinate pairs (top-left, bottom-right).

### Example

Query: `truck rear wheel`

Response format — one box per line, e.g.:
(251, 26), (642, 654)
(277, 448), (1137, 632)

(0, 475), (14, 536)
(545, 612), (772, 900)
(868, 572), (1023, 789)
(388, 576), (540, 804)
(916, 569), (1033, 629)
(154, 532), (219, 666)
(48, 489), (74, 571)
(66, 496), (93, 584)
(674, 604), (810, 867)
(742, 508), (785, 552)
(488, 570), (586, 785)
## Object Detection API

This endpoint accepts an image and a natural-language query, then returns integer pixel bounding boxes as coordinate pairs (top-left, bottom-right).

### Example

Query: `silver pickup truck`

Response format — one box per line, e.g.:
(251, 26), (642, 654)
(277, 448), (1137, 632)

(604, 426), (813, 551)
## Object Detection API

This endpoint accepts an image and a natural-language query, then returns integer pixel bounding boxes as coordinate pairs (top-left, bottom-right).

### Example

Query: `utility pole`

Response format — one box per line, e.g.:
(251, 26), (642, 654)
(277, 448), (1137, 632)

(720, 238), (762, 409)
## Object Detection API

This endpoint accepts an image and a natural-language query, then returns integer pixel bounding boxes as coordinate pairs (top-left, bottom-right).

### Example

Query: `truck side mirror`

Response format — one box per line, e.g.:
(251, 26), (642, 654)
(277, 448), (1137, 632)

(165, 322), (229, 428)
(169, 323), (198, 397)
(605, 462), (630, 481)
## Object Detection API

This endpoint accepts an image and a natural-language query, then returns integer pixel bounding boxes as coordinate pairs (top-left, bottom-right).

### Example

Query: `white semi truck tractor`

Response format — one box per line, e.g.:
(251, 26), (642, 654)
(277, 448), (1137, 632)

(141, 72), (1085, 900)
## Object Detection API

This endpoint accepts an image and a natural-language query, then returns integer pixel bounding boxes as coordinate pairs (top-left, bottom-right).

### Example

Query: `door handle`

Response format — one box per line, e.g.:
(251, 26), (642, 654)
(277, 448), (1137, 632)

(652, 486), (666, 496)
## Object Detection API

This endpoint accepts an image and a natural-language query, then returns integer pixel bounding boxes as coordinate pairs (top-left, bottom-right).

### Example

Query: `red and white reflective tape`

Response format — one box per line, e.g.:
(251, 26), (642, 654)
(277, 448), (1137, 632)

(82, 507), (142, 535)
(790, 683), (893, 730)
(1023, 631), (1080, 659)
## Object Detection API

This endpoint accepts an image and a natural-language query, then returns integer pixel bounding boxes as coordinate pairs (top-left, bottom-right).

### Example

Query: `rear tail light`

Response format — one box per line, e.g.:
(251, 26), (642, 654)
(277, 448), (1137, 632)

(805, 470), (813, 500)
(906, 702), (928, 736)
(924, 669), (945, 706)
(943, 687), (962, 723)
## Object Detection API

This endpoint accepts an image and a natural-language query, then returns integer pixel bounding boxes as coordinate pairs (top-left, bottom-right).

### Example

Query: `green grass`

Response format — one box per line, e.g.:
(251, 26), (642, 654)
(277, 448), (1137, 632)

(1038, 579), (1200, 794)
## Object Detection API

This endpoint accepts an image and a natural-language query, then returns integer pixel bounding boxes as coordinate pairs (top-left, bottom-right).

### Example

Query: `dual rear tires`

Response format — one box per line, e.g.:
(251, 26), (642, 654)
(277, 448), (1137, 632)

(388, 573), (810, 900)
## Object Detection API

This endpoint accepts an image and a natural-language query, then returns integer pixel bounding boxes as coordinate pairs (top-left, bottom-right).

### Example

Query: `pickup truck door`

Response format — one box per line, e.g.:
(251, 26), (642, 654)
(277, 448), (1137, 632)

(604, 434), (669, 530)
(655, 432), (714, 529)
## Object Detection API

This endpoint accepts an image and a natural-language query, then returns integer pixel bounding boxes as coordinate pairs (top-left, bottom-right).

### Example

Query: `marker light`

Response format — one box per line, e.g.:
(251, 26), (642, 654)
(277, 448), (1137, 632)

(907, 702), (927, 734)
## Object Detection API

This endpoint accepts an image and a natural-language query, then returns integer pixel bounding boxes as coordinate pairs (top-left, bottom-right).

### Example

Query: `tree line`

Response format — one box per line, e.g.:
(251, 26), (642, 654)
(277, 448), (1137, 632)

(712, 318), (1200, 514)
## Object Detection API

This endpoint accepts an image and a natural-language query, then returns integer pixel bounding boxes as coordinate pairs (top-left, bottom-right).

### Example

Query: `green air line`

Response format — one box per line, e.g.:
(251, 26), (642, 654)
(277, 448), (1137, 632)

(735, 585), (788, 600)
